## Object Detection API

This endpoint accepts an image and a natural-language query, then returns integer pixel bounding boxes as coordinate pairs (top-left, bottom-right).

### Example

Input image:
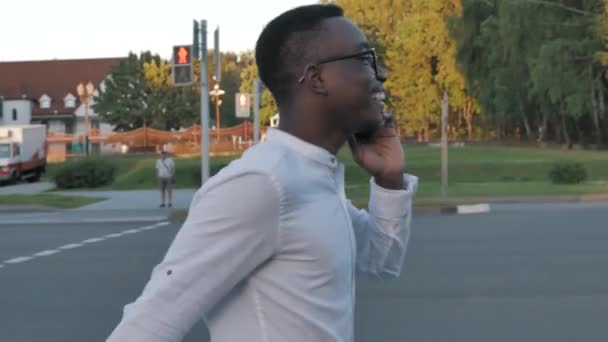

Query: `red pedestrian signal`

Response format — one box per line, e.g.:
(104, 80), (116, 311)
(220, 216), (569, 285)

(177, 47), (189, 64)
(172, 45), (193, 86)
(173, 45), (192, 65)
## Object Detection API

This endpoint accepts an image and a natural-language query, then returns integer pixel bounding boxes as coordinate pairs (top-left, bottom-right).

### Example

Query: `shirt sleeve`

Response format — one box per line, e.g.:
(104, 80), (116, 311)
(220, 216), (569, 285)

(106, 171), (281, 341)
(348, 174), (418, 278)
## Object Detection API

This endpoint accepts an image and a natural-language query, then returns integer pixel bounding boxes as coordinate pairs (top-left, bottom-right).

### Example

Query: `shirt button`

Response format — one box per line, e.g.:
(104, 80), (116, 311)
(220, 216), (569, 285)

(330, 157), (336, 163)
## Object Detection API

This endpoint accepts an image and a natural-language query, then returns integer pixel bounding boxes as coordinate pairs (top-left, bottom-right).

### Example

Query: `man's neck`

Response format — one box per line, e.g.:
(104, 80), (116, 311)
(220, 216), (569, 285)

(278, 110), (346, 155)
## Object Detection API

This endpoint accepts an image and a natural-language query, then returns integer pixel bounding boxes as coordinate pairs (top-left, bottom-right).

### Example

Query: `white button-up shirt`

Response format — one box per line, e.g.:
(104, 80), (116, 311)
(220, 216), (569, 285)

(107, 128), (418, 342)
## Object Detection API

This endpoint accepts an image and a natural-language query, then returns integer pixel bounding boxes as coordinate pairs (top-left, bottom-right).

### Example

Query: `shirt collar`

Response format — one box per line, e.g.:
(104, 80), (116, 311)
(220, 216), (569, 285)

(265, 128), (339, 169)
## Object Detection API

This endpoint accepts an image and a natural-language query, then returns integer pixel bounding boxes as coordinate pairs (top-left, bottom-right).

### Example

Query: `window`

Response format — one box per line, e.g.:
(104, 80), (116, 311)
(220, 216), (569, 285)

(0, 144), (10, 158)
(64, 93), (76, 108)
(12, 143), (20, 157)
(12, 109), (17, 121)
(40, 94), (51, 109)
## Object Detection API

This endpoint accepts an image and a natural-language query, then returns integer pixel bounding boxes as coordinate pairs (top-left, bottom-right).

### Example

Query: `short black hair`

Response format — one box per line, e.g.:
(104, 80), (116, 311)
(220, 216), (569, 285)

(255, 4), (344, 105)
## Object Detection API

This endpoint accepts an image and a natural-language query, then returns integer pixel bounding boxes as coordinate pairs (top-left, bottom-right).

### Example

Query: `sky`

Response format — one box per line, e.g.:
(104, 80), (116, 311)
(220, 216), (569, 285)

(0, 0), (316, 62)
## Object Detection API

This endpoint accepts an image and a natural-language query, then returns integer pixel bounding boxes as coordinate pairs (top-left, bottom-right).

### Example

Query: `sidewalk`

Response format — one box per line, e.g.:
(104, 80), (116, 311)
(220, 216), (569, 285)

(0, 182), (55, 195)
(0, 189), (198, 225)
(55, 189), (197, 211)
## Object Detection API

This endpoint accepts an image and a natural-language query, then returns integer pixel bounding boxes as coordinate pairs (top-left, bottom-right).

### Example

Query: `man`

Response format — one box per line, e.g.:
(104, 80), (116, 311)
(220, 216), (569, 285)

(156, 150), (175, 208)
(107, 4), (418, 341)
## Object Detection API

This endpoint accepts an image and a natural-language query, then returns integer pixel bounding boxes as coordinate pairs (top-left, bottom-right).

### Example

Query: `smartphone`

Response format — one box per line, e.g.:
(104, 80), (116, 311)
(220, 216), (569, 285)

(352, 113), (393, 144)
(352, 129), (378, 145)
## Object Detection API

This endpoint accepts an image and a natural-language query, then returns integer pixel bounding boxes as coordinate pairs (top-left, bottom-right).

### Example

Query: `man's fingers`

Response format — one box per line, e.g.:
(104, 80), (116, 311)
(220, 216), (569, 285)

(378, 112), (398, 137)
(377, 125), (397, 138)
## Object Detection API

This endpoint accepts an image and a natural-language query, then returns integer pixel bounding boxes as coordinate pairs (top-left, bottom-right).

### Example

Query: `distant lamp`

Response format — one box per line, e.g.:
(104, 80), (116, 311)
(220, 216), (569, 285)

(77, 81), (96, 156)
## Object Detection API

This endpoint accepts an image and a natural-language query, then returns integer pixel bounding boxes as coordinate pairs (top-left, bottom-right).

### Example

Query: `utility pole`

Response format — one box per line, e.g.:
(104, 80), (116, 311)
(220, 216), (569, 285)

(209, 28), (224, 143)
(199, 20), (210, 185)
(253, 78), (261, 143)
(441, 91), (449, 198)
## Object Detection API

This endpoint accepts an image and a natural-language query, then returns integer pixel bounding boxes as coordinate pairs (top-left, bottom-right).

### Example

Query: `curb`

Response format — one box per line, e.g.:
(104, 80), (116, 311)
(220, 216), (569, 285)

(0, 215), (169, 225)
(439, 203), (492, 215)
(0, 205), (58, 213)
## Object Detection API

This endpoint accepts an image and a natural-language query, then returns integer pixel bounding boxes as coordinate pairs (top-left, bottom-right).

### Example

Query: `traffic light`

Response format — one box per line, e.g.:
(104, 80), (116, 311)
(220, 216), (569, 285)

(172, 45), (193, 86)
(235, 93), (251, 118)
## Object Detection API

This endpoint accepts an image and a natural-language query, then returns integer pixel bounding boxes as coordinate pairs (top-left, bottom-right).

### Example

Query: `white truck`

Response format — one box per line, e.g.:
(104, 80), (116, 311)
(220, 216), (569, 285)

(0, 125), (47, 184)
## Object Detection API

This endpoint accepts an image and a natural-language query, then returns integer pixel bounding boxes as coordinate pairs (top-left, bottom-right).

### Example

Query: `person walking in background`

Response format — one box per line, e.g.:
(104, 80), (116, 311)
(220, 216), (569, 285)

(156, 150), (175, 208)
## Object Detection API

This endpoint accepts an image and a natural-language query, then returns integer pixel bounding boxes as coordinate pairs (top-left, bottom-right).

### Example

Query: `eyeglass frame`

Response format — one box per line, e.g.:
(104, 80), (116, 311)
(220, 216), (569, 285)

(297, 48), (378, 84)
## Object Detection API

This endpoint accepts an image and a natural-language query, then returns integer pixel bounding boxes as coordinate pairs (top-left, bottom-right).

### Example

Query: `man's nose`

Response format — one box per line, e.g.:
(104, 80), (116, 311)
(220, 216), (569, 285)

(376, 65), (388, 82)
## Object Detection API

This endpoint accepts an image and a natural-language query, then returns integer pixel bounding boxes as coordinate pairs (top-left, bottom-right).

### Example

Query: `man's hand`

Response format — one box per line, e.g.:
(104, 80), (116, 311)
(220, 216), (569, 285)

(348, 113), (406, 190)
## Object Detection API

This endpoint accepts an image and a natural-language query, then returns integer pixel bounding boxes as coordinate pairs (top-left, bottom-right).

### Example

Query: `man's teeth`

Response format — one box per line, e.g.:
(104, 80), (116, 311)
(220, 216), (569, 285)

(372, 92), (386, 101)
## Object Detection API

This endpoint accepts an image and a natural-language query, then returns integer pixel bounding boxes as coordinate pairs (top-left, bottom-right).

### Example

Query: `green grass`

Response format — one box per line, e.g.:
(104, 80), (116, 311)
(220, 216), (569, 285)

(0, 194), (105, 208)
(47, 146), (608, 202)
(47, 154), (234, 191)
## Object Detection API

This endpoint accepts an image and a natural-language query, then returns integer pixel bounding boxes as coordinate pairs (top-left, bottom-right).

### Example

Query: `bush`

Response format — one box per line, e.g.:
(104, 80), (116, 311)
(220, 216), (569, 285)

(549, 161), (588, 184)
(192, 160), (231, 187)
(54, 158), (116, 189)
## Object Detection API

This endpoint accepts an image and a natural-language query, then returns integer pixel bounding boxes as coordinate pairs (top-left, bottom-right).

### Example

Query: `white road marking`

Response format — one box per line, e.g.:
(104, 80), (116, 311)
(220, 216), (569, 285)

(4, 256), (34, 264)
(59, 243), (83, 250)
(0, 221), (171, 271)
(105, 233), (124, 238)
(82, 237), (105, 244)
(33, 250), (60, 257)
(457, 204), (492, 215)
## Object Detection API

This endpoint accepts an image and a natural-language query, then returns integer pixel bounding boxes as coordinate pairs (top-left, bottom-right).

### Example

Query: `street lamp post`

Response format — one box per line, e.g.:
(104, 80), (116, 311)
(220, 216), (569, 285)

(209, 82), (225, 143)
(76, 81), (95, 156)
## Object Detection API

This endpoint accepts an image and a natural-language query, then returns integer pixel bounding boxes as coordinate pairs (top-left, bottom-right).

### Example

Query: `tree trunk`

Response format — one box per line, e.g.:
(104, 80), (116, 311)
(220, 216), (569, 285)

(482, 114), (489, 140)
(561, 112), (572, 148)
(463, 111), (473, 139)
(591, 81), (602, 147)
(521, 113), (532, 140)
(575, 119), (584, 147)
(538, 112), (548, 145)
(496, 113), (505, 141)
(553, 115), (562, 144)
(599, 82), (607, 145)
(462, 97), (474, 140)
(458, 109), (463, 139)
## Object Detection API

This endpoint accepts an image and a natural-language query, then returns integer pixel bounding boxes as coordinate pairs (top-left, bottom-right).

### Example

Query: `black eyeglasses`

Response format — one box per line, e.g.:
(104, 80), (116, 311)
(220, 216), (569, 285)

(297, 48), (378, 83)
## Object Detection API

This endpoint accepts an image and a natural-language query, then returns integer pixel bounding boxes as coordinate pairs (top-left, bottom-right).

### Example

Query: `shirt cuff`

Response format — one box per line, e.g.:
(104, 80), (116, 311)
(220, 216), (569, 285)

(369, 174), (418, 218)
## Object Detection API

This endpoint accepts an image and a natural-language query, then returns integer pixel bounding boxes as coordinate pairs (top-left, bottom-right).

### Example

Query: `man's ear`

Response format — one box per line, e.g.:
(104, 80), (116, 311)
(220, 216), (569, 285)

(301, 64), (328, 96)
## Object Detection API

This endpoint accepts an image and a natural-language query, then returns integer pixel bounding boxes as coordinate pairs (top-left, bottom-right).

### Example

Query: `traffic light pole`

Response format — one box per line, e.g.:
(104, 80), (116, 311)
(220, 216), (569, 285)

(253, 78), (261, 144)
(441, 91), (449, 198)
(200, 20), (210, 185)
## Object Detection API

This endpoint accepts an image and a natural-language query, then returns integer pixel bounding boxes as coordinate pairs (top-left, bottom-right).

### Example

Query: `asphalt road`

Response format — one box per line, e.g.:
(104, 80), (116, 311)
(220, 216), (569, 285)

(1, 202), (608, 342)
